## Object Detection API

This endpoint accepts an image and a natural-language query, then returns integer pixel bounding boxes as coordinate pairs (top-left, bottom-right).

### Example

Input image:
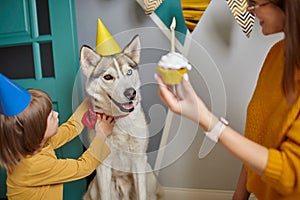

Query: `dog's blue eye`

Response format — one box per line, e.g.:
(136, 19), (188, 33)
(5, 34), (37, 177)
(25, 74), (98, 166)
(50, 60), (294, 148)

(103, 74), (114, 80)
(127, 69), (132, 76)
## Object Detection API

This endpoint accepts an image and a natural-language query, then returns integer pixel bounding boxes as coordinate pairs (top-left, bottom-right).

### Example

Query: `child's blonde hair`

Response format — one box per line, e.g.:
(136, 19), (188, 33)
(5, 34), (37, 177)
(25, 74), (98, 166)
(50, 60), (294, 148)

(0, 89), (52, 172)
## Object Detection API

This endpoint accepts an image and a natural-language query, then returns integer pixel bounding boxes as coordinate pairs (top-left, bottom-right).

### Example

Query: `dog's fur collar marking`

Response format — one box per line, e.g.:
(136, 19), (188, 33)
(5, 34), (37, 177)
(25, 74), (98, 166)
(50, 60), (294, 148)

(82, 108), (129, 129)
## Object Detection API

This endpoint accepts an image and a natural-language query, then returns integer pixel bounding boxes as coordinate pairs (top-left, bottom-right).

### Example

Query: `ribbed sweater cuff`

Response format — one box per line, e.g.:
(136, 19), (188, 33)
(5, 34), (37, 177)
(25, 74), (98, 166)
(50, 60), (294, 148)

(88, 136), (110, 162)
(262, 149), (283, 182)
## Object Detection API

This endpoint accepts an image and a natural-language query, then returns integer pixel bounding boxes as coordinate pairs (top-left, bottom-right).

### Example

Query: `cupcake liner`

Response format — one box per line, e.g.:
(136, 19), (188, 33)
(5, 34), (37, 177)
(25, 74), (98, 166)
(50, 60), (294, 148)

(157, 66), (187, 85)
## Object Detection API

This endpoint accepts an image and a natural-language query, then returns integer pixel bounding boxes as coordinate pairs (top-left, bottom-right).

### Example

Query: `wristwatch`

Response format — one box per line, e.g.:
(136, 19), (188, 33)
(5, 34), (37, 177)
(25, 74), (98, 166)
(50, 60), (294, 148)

(198, 117), (229, 159)
(205, 117), (229, 143)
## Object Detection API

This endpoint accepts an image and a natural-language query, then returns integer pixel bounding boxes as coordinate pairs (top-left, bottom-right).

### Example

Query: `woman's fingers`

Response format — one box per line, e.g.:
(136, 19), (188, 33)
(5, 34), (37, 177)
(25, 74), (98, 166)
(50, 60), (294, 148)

(175, 84), (184, 100)
(181, 74), (194, 95)
(155, 76), (183, 114)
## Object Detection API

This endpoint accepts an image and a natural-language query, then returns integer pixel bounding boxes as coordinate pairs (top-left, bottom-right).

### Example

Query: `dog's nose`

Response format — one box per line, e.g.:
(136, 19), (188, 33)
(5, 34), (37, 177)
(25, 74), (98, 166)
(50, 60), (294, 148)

(124, 87), (136, 100)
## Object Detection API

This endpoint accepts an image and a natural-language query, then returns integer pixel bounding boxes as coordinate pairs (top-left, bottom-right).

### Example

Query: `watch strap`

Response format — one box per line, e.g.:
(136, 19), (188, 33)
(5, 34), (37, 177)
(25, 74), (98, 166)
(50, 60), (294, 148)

(198, 117), (228, 159)
(204, 117), (228, 143)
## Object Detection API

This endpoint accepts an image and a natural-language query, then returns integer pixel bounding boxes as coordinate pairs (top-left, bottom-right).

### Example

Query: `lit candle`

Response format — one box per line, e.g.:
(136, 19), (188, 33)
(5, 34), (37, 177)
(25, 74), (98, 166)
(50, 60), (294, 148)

(170, 17), (176, 52)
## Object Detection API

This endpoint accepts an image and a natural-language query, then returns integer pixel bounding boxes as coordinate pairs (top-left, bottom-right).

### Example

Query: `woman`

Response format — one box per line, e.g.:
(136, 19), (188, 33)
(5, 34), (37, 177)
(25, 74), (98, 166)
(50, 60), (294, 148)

(156, 0), (300, 199)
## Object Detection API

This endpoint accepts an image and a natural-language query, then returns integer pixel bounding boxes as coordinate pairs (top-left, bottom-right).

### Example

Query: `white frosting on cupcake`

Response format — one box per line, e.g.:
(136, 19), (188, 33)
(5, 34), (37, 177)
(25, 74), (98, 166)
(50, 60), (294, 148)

(158, 52), (192, 70)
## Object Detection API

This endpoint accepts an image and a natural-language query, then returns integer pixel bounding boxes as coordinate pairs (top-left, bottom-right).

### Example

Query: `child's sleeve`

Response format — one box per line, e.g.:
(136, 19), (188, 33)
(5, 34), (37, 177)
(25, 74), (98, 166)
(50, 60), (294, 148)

(48, 98), (90, 149)
(22, 135), (110, 186)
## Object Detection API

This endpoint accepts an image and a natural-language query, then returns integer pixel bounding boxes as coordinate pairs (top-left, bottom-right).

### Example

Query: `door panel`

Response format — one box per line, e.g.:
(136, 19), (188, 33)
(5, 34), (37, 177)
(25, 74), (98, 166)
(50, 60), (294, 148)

(0, 0), (86, 199)
(0, 0), (31, 38)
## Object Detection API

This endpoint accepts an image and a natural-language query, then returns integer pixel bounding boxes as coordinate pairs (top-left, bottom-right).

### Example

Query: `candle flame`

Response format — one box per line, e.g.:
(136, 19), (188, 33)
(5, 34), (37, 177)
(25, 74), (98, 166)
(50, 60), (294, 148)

(170, 17), (176, 30)
(170, 17), (176, 52)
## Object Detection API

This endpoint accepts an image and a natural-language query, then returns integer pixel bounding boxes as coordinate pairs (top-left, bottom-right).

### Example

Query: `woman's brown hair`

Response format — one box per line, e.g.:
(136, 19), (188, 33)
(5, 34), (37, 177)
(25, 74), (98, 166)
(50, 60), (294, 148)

(0, 89), (52, 172)
(280, 0), (300, 103)
(247, 0), (300, 103)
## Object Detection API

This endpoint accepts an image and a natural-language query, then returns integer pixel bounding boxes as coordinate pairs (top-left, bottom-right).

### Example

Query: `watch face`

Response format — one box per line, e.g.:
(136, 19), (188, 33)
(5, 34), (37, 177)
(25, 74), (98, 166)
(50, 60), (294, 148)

(220, 117), (229, 126)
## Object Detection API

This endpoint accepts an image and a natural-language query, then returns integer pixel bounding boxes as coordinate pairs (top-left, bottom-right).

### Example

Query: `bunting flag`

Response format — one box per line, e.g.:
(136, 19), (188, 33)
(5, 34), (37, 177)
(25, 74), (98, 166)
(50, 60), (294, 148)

(141, 0), (255, 38)
(144, 0), (164, 15)
(137, 0), (190, 52)
(225, 0), (255, 37)
(181, 0), (211, 32)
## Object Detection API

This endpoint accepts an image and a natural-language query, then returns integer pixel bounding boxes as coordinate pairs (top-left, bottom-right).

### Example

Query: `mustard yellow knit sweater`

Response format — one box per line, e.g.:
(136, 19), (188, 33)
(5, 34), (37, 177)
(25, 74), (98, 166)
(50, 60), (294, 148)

(245, 40), (300, 199)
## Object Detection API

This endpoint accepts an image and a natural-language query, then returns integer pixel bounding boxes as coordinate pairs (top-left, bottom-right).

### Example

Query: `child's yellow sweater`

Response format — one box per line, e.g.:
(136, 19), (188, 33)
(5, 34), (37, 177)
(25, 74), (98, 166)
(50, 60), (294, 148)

(245, 40), (300, 199)
(6, 99), (110, 200)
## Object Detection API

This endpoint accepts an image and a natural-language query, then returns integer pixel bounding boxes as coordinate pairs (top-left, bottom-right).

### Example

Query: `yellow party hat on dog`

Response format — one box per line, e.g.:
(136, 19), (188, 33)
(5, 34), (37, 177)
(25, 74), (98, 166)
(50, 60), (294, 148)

(96, 18), (121, 55)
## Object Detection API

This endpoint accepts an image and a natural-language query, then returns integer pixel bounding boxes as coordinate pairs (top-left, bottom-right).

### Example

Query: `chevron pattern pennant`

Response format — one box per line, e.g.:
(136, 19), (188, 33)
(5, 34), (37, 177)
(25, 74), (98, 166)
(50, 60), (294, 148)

(144, 0), (164, 15)
(226, 0), (255, 37)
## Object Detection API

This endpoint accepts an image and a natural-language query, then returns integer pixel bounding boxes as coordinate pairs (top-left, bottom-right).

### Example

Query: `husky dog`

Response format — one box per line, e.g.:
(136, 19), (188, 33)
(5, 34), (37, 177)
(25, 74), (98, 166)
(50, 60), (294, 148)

(80, 35), (161, 200)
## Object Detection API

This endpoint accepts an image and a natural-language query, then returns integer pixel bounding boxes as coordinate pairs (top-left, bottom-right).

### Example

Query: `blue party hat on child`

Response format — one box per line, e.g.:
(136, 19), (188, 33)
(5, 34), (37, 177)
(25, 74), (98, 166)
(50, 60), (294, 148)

(0, 73), (31, 116)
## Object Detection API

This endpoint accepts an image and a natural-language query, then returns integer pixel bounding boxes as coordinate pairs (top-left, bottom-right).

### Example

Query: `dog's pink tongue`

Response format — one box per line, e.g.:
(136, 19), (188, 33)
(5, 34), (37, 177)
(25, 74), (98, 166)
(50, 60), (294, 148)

(82, 109), (98, 129)
(122, 102), (134, 110)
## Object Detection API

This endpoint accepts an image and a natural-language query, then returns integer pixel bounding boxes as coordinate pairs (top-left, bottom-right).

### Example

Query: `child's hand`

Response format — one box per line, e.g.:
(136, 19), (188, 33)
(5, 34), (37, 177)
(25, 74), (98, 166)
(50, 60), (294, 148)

(95, 114), (115, 138)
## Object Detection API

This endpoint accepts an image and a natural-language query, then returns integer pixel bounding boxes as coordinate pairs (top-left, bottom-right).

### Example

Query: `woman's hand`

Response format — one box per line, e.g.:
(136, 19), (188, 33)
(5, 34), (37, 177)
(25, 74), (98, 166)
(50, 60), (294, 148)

(95, 114), (115, 138)
(156, 73), (214, 131)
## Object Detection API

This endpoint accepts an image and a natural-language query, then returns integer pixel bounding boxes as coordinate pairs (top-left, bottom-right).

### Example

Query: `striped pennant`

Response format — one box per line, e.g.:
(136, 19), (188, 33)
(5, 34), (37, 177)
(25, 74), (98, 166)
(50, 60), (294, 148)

(144, 0), (164, 15)
(226, 0), (255, 37)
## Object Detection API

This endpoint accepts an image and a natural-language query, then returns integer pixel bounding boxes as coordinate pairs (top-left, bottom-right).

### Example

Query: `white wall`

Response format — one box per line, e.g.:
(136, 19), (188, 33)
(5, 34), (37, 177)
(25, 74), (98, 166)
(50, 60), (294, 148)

(75, 0), (282, 191)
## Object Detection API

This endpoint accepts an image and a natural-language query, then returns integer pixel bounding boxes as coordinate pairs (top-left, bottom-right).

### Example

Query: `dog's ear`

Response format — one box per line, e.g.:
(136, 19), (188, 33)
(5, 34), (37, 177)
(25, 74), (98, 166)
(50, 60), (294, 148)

(123, 35), (141, 66)
(80, 45), (101, 78)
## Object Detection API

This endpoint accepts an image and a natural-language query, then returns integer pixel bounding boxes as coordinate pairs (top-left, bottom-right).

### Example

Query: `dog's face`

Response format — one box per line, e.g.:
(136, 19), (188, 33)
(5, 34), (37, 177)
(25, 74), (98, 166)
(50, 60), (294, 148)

(80, 35), (141, 117)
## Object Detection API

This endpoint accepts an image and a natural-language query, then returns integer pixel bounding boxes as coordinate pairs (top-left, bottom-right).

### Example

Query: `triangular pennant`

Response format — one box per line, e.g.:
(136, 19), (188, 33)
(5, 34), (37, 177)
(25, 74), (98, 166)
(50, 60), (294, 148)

(226, 0), (255, 37)
(144, 0), (164, 15)
(147, 0), (189, 49)
(181, 0), (211, 32)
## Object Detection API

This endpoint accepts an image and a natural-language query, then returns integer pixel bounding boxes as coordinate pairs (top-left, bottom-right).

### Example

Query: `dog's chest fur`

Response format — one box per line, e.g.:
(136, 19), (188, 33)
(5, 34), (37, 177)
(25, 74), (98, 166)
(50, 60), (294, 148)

(107, 106), (149, 154)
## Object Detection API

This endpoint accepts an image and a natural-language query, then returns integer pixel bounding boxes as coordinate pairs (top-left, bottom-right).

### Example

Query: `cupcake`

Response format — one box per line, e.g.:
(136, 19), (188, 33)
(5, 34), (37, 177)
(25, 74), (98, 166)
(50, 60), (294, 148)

(157, 52), (192, 85)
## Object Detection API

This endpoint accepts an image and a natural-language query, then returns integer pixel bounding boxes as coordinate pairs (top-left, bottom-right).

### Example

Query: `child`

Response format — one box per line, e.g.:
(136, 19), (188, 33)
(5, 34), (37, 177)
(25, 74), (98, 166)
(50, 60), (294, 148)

(0, 74), (115, 199)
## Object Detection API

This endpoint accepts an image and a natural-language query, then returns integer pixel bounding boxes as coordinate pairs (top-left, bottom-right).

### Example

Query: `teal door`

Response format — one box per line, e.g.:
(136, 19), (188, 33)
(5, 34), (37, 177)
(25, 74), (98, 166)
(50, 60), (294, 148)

(0, 0), (86, 199)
